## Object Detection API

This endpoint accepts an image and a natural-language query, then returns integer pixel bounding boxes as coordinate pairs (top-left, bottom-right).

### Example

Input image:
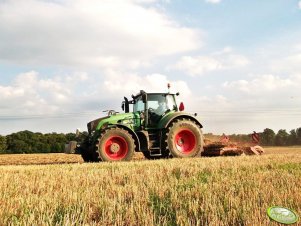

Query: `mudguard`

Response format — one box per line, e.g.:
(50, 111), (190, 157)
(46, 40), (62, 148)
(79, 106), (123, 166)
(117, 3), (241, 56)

(158, 111), (203, 129)
(107, 124), (141, 152)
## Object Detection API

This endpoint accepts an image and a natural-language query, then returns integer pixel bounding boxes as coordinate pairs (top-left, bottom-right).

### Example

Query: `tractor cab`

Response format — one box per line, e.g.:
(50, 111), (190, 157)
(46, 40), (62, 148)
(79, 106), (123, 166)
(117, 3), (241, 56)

(122, 90), (179, 128)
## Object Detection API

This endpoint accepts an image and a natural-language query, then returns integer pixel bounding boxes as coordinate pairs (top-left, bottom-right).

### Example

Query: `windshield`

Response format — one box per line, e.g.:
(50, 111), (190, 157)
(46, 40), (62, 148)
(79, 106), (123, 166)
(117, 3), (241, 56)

(133, 94), (177, 114)
(148, 94), (177, 115)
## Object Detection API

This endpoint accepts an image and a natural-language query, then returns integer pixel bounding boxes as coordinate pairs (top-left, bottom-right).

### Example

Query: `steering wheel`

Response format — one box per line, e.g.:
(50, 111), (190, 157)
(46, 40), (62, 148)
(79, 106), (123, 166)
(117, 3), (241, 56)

(148, 108), (155, 113)
(148, 108), (158, 119)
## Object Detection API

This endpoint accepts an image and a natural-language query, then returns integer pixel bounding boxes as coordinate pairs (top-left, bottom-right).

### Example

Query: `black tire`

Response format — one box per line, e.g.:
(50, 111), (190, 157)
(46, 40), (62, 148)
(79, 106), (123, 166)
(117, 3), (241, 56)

(166, 119), (203, 158)
(80, 148), (94, 162)
(78, 138), (99, 162)
(97, 127), (135, 162)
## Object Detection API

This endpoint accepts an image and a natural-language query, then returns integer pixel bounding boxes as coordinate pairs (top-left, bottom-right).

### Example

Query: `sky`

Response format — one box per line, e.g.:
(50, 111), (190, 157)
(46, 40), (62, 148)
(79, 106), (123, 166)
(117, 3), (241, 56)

(0, 0), (301, 135)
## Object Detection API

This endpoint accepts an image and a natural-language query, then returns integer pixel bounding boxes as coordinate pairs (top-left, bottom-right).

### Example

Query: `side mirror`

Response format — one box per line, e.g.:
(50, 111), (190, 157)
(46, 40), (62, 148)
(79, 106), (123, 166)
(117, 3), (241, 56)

(121, 102), (125, 111)
(179, 102), (184, 111)
(123, 97), (129, 113)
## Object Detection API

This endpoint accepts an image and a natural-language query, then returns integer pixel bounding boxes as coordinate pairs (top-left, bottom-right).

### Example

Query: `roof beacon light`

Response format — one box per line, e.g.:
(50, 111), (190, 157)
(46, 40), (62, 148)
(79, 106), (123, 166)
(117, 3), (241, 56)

(167, 83), (171, 93)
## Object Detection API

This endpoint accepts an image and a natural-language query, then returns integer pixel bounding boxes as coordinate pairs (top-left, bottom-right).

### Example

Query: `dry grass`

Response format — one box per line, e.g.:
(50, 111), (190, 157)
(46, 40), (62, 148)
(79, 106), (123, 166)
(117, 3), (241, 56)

(0, 146), (299, 166)
(0, 147), (300, 225)
(0, 153), (83, 165)
(264, 146), (301, 155)
(0, 153), (145, 165)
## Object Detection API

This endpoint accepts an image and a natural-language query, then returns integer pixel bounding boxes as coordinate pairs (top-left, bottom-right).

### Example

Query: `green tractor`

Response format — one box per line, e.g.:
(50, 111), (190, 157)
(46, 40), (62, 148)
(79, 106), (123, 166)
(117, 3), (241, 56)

(77, 89), (204, 162)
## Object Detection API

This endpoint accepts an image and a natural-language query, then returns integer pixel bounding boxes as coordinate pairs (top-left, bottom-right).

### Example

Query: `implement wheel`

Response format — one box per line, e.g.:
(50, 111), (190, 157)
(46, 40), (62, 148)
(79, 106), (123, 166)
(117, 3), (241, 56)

(166, 119), (203, 158)
(97, 127), (135, 161)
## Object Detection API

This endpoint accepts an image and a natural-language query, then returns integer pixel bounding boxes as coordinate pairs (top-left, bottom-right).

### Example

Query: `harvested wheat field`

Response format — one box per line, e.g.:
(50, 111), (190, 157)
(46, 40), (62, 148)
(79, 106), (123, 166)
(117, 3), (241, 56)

(0, 146), (298, 166)
(0, 152), (146, 165)
(0, 148), (300, 225)
(0, 153), (83, 165)
(263, 146), (301, 155)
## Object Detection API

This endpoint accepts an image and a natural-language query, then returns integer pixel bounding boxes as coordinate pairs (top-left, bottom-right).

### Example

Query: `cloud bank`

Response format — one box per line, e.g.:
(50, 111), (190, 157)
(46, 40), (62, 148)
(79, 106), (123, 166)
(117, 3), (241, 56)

(0, 0), (202, 69)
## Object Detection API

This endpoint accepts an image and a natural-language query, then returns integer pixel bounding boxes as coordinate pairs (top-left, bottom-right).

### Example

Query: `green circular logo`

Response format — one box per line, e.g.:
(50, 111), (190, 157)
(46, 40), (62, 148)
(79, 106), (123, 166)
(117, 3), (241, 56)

(267, 206), (299, 224)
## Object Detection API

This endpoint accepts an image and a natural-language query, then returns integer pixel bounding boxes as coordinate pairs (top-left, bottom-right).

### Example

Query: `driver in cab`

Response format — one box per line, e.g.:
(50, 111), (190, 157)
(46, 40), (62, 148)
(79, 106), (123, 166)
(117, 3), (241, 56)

(154, 99), (168, 116)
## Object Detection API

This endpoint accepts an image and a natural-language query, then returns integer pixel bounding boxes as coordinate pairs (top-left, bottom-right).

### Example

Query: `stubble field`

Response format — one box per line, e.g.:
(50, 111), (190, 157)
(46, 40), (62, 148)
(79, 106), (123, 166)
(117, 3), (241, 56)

(0, 147), (300, 225)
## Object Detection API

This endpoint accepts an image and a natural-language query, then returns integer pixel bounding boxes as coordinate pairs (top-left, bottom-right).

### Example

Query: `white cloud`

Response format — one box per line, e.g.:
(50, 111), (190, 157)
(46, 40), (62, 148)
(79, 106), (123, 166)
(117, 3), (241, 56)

(222, 74), (295, 94)
(219, 74), (301, 122)
(193, 74), (301, 134)
(270, 53), (301, 73)
(0, 69), (197, 135)
(0, 0), (202, 69)
(299, 1), (301, 9)
(0, 70), (191, 120)
(205, 0), (222, 4)
(173, 56), (222, 76)
(195, 95), (230, 110)
(103, 72), (191, 98)
(212, 46), (233, 55)
(0, 71), (89, 116)
(171, 48), (249, 76)
(0, 86), (24, 100)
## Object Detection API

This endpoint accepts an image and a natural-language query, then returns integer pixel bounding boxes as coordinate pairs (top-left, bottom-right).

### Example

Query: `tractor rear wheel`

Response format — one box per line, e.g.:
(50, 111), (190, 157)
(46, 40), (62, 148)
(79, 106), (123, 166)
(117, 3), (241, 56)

(97, 127), (135, 161)
(166, 119), (203, 158)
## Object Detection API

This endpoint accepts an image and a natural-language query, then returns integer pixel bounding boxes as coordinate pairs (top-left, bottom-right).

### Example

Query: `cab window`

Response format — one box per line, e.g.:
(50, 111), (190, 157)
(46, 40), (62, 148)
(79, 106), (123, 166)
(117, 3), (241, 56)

(133, 96), (144, 112)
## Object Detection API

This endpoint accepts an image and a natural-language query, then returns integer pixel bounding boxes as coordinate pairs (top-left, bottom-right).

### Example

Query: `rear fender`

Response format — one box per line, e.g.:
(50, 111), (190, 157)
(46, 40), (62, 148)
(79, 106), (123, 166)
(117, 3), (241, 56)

(158, 112), (203, 129)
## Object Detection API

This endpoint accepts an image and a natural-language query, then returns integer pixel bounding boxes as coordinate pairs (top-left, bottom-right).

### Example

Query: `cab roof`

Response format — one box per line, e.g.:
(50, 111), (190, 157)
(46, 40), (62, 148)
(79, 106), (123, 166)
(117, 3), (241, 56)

(131, 90), (177, 99)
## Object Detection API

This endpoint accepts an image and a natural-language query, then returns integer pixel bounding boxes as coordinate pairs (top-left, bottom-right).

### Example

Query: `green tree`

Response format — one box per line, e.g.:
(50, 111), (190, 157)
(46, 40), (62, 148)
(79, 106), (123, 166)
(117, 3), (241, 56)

(51, 143), (62, 153)
(5, 130), (73, 153)
(296, 127), (301, 145)
(0, 135), (7, 153)
(9, 140), (29, 153)
(288, 129), (297, 145)
(228, 134), (250, 144)
(66, 133), (76, 142)
(7, 130), (45, 153)
(275, 129), (289, 146)
(261, 128), (275, 146)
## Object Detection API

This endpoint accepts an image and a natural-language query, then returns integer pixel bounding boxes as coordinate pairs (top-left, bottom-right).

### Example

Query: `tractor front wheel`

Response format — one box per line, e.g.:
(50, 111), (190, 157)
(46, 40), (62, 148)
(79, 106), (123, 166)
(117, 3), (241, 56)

(97, 127), (135, 161)
(166, 119), (203, 158)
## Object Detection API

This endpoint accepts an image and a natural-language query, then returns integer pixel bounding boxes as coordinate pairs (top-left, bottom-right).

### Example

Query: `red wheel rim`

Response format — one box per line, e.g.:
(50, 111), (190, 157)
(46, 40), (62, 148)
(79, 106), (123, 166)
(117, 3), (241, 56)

(104, 136), (128, 160)
(174, 129), (196, 154)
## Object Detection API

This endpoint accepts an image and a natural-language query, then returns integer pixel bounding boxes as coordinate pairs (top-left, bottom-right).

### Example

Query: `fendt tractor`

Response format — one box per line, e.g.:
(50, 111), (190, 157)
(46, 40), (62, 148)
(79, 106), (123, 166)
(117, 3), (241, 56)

(76, 86), (204, 162)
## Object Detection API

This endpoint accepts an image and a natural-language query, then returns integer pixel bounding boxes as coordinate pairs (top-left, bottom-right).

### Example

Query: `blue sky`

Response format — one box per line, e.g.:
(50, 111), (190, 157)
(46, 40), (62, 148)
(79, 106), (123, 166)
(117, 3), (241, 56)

(0, 0), (301, 135)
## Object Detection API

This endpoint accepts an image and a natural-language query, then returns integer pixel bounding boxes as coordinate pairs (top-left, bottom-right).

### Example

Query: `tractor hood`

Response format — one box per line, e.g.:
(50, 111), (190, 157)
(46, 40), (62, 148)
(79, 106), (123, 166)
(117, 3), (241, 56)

(87, 116), (109, 134)
(88, 112), (140, 133)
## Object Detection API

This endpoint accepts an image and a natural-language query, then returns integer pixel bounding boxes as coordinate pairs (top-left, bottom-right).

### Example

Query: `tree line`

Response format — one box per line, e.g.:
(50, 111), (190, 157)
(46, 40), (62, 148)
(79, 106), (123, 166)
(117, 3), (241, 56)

(0, 130), (83, 154)
(0, 127), (300, 154)
(258, 128), (301, 146)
